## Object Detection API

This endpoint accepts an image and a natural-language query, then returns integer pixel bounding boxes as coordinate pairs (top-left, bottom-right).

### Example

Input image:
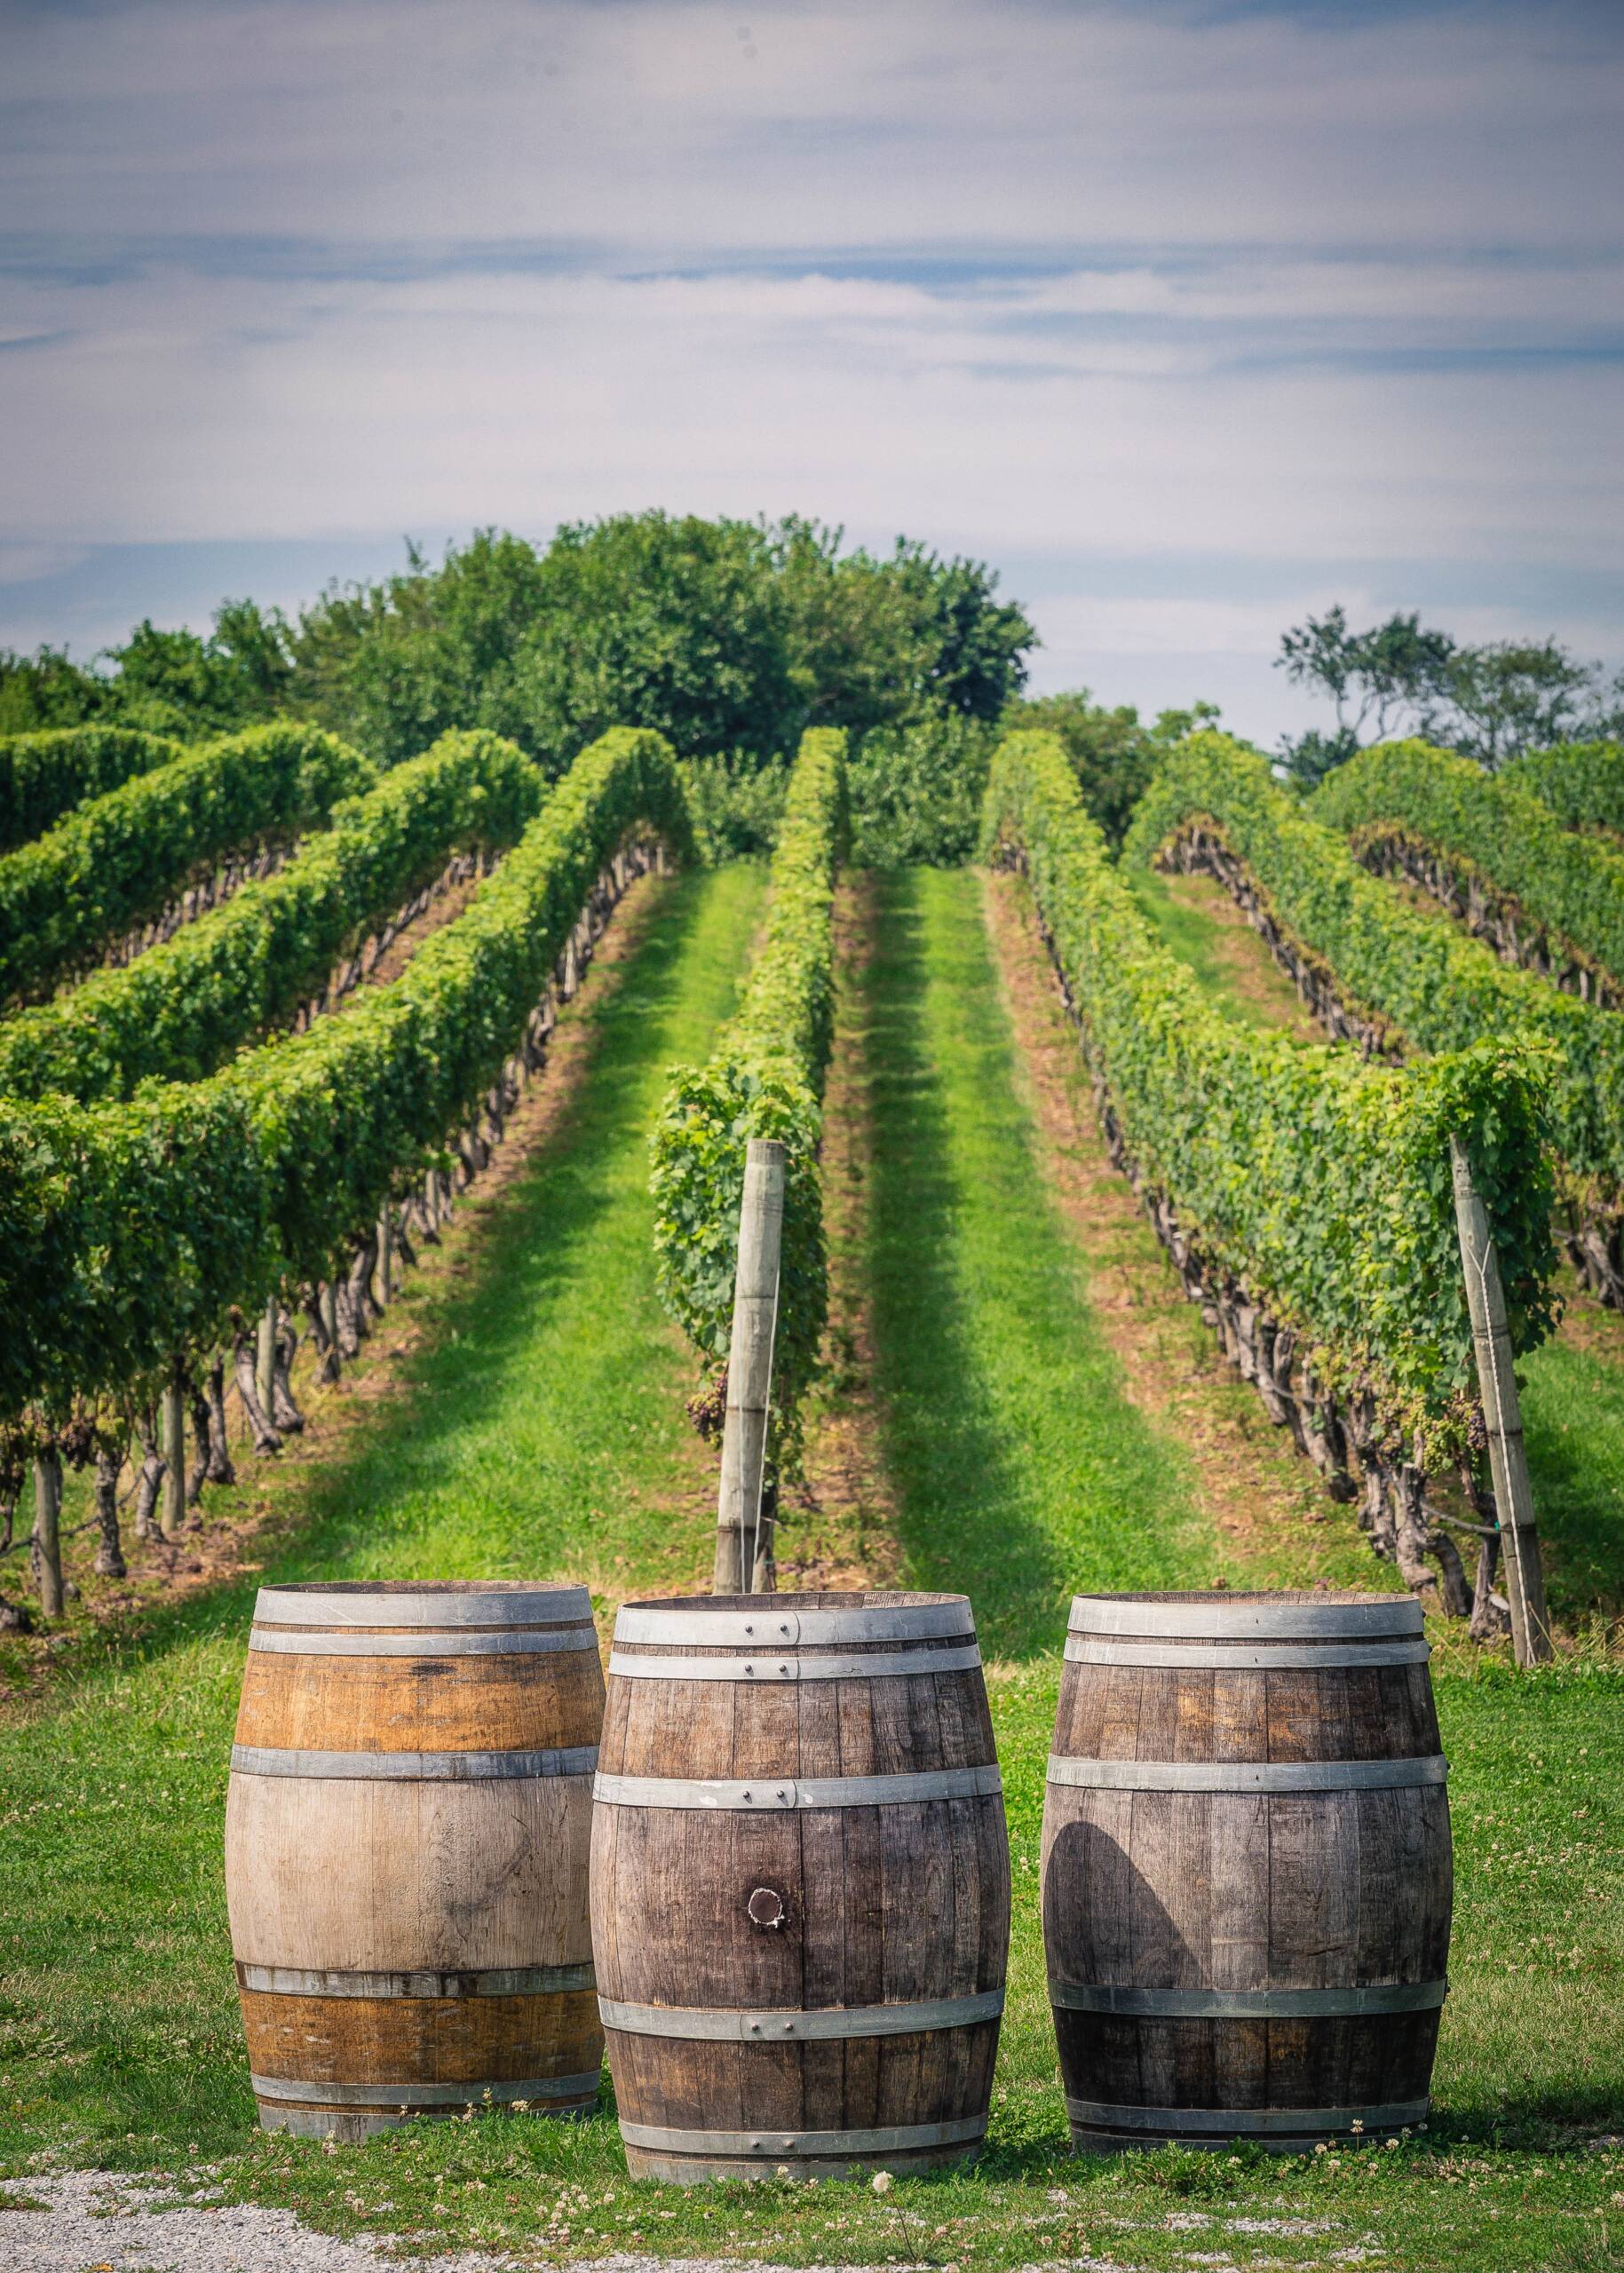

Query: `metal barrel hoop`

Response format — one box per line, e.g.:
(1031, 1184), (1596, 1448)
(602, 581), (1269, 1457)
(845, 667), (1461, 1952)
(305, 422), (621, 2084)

(592, 1764), (1002, 1810)
(250, 2072), (600, 2109)
(612, 1596), (975, 1650)
(231, 1742), (600, 1782)
(1044, 1754), (1449, 1794)
(619, 2114), (986, 2159)
(252, 1582), (596, 1631)
(239, 1961), (597, 1999)
(1061, 1636), (1430, 1669)
(1066, 2096), (1430, 2138)
(1066, 1593), (1423, 1641)
(1049, 1981), (1446, 2018)
(598, 1989), (1003, 2040)
(250, 1627), (599, 1657)
(606, 1644), (982, 1683)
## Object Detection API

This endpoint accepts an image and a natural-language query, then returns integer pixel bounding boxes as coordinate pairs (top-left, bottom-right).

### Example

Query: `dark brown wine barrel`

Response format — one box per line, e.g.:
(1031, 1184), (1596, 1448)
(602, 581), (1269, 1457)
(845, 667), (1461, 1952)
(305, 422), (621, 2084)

(225, 1580), (605, 2139)
(1042, 1590), (1453, 2150)
(590, 1591), (1010, 2182)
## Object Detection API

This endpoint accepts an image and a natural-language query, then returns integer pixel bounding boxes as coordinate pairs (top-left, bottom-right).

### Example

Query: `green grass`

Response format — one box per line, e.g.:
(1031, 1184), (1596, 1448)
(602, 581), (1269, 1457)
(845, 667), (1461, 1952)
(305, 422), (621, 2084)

(1124, 865), (1320, 1041)
(0, 861), (765, 2160)
(2, 862), (1622, 2272)
(860, 867), (1213, 1657)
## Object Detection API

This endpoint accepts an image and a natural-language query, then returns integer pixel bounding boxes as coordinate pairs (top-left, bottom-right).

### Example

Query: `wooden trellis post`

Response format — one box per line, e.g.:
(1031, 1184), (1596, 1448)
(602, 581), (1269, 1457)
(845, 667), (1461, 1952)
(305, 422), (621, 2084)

(161, 1374), (186, 1542)
(31, 1453), (63, 1616)
(712, 1139), (785, 1596)
(1449, 1136), (1552, 1667)
(256, 1299), (277, 1424)
(376, 1207), (393, 1309)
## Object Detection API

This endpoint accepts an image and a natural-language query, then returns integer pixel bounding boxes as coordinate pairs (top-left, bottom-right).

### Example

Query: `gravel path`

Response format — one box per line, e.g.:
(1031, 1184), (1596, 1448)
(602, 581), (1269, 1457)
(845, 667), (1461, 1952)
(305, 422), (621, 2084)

(3, 2171), (490, 2273)
(1, 2171), (1010, 2273)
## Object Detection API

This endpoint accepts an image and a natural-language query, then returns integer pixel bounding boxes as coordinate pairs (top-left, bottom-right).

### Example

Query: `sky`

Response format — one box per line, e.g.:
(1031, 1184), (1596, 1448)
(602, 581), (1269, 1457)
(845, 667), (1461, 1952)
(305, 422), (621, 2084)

(1, 0), (1620, 746)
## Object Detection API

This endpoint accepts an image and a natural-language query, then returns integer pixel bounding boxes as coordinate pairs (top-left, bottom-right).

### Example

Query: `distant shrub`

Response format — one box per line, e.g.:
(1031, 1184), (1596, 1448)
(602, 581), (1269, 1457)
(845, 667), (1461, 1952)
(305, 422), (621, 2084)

(683, 751), (790, 864)
(848, 713), (995, 865)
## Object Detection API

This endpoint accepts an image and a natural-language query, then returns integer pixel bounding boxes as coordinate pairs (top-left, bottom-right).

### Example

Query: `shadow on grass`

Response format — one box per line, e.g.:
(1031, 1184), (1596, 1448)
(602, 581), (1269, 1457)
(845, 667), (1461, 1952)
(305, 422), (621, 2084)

(862, 869), (1072, 1659)
(1520, 1325), (1624, 1628)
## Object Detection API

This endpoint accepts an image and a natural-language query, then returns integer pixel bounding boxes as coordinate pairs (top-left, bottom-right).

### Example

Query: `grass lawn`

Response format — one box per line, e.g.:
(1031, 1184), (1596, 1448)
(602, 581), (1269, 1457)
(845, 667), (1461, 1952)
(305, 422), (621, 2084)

(1, 864), (1621, 2271)
(0, 859), (767, 2157)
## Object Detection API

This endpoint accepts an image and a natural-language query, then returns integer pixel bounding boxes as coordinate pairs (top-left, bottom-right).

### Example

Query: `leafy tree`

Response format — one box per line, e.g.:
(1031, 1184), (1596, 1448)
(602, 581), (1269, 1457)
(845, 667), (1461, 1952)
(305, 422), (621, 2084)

(101, 599), (294, 740)
(512, 514), (801, 772)
(6, 517), (1036, 793)
(1003, 689), (1221, 847)
(289, 532), (545, 766)
(0, 647), (107, 735)
(1435, 639), (1599, 770)
(286, 515), (1036, 779)
(772, 519), (1033, 743)
(1276, 607), (1455, 782)
(1278, 604), (1624, 778)
(874, 539), (1032, 723)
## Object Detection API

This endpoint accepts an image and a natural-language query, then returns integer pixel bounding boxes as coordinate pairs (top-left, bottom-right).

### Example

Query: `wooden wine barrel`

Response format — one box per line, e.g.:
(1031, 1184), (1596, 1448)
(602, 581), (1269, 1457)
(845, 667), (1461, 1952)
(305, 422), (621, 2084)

(590, 1591), (1010, 2182)
(225, 1580), (605, 2139)
(1042, 1591), (1453, 2151)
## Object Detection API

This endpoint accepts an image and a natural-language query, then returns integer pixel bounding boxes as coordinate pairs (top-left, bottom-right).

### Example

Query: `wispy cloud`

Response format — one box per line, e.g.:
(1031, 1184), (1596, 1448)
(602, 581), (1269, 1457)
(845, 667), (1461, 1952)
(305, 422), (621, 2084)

(0, 0), (1619, 738)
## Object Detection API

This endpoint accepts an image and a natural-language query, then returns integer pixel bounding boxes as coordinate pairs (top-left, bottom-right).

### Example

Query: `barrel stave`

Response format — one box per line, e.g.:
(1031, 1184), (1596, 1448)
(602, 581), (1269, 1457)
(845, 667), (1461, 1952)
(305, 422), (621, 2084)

(235, 1642), (602, 1754)
(238, 1984), (599, 2085)
(1043, 1592), (1452, 2149)
(226, 1774), (593, 1971)
(226, 1581), (604, 2138)
(593, 1592), (1009, 2180)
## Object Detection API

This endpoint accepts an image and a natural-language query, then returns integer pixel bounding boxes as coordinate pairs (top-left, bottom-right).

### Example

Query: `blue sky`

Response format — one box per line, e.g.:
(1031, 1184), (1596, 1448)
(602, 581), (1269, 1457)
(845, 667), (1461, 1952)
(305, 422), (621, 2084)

(1, 0), (1620, 744)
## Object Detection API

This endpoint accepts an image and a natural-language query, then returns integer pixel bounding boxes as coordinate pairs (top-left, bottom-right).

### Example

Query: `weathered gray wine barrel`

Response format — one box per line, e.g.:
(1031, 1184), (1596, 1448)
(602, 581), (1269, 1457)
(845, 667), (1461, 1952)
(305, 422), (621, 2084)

(1042, 1591), (1453, 2150)
(225, 1581), (605, 2139)
(591, 1591), (1010, 2182)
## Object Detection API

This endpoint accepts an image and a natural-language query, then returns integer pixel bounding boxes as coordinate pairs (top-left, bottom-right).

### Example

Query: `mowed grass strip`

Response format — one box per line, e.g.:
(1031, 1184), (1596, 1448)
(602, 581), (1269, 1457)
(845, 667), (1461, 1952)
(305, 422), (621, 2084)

(0, 861), (765, 2163)
(861, 865), (1214, 1658)
(858, 866), (1215, 2156)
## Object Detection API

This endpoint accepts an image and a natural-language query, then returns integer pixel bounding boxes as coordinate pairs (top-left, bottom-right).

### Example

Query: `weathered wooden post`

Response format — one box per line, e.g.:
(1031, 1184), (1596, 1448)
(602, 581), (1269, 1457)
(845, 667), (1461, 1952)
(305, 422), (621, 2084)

(31, 1453), (64, 1616)
(256, 1299), (278, 1425)
(161, 1374), (186, 1542)
(712, 1138), (785, 1596)
(1449, 1136), (1551, 1666)
(375, 1207), (393, 1309)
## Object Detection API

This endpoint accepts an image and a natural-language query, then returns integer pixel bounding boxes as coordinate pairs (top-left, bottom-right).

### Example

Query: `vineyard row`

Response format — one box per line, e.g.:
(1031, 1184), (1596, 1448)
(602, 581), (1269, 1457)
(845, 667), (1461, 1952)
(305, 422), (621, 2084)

(1126, 735), (1624, 1310)
(0, 723), (184, 855)
(0, 727), (694, 1435)
(985, 729), (1554, 1631)
(0, 729), (546, 1102)
(1501, 735), (1624, 836)
(1313, 737), (1624, 1005)
(651, 725), (848, 1506)
(0, 723), (376, 1003)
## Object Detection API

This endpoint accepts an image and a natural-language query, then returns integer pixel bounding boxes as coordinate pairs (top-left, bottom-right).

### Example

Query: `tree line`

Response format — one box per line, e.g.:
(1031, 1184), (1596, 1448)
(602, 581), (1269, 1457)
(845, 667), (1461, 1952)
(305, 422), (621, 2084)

(0, 512), (1223, 859)
(1276, 605), (1624, 783)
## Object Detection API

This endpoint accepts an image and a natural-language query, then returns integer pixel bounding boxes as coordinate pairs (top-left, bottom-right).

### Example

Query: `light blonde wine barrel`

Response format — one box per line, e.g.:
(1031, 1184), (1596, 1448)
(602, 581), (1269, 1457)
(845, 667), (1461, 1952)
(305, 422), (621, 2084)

(591, 1591), (1010, 2182)
(1042, 1591), (1453, 2151)
(225, 1580), (605, 2139)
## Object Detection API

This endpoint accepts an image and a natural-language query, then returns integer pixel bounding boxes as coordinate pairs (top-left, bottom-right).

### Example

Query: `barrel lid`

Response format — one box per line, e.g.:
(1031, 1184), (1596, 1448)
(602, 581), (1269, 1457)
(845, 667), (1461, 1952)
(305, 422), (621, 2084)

(614, 1590), (973, 1649)
(1068, 1590), (1424, 1642)
(252, 1580), (595, 1629)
